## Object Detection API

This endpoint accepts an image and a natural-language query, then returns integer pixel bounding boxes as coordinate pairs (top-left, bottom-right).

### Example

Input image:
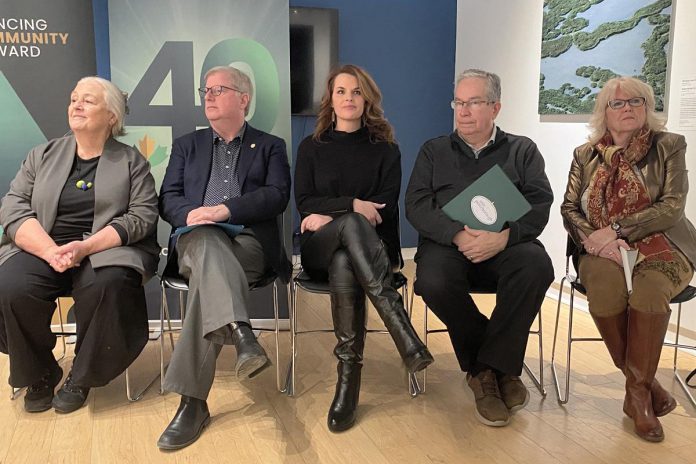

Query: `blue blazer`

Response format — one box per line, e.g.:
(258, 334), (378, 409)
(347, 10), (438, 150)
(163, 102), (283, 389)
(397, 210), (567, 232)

(159, 124), (292, 282)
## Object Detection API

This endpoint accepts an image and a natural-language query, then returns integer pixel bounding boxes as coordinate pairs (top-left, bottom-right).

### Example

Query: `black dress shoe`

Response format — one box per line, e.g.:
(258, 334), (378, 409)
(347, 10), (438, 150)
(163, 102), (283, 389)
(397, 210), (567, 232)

(157, 396), (211, 450)
(52, 371), (90, 413)
(327, 362), (362, 433)
(24, 364), (63, 413)
(232, 322), (270, 379)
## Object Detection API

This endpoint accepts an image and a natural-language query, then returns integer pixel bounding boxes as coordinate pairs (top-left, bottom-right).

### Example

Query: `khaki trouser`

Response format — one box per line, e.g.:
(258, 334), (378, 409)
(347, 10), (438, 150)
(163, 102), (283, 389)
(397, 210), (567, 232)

(579, 252), (693, 317)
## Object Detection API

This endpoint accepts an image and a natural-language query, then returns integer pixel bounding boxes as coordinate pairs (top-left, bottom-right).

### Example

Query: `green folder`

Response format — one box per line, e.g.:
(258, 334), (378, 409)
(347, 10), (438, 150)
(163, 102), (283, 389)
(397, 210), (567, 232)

(441, 165), (531, 232)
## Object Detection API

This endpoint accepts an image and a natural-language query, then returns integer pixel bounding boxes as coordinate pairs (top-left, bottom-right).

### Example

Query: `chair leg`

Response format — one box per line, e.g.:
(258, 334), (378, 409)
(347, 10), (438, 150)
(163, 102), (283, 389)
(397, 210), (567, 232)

(284, 280), (298, 397)
(405, 283), (423, 397)
(56, 298), (67, 362)
(125, 363), (161, 402)
(9, 387), (23, 400)
(159, 283), (177, 394)
(272, 281), (282, 393)
(281, 280), (293, 395)
(421, 303), (430, 395)
(551, 277), (574, 404)
(522, 311), (546, 397)
(673, 302), (696, 408)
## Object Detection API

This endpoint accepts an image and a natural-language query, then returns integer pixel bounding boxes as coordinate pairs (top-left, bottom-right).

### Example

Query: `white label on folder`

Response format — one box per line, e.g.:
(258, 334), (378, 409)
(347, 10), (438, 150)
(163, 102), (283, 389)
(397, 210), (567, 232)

(471, 196), (497, 225)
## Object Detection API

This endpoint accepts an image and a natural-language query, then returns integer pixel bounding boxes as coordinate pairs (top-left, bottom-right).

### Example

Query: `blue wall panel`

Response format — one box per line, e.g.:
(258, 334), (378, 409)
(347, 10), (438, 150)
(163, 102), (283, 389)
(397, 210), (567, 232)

(289, 0), (456, 247)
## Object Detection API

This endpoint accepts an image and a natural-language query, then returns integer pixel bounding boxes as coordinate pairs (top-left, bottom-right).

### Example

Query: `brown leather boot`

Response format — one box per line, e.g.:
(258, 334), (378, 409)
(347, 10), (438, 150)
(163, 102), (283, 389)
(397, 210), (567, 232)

(623, 308), (670, 442)
(592, 311), (676, 417)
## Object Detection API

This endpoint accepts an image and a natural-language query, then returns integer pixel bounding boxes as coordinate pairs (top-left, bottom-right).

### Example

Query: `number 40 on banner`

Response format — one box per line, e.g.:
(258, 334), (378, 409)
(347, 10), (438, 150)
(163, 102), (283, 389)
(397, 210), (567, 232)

(126, 38), (280, 139)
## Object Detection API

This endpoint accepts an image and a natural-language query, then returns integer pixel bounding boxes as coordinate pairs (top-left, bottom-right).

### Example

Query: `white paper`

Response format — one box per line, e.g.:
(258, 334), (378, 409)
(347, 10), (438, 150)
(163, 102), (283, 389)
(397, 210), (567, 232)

(678, 77), (696, 130)
(620, 248), (639, 294)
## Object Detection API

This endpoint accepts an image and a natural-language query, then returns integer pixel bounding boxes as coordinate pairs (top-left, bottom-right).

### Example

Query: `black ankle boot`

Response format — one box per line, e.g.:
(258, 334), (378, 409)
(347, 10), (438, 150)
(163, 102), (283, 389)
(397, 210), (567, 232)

(232, 322), (269, 379)
(328, 361), (362, 432)
(157, 395), (211, 450)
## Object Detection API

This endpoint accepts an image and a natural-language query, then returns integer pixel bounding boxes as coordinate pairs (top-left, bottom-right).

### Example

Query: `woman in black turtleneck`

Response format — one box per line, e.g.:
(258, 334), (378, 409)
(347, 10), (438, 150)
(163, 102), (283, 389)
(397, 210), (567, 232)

(294, 64), (433, 432)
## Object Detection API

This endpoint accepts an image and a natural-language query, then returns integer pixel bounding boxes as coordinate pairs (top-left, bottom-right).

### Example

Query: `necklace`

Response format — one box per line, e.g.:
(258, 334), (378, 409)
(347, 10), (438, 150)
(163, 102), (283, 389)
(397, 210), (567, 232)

(74, 156), (96, 191)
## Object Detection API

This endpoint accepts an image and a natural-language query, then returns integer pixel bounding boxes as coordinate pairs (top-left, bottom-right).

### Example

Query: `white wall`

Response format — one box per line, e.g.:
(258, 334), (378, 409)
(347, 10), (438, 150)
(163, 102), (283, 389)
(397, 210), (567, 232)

(455, 0), (696, 334)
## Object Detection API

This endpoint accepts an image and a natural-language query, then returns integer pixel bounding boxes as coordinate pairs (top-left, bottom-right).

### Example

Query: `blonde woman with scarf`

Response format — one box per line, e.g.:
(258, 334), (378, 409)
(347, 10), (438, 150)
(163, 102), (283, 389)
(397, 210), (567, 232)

(561, 76), (696, 442)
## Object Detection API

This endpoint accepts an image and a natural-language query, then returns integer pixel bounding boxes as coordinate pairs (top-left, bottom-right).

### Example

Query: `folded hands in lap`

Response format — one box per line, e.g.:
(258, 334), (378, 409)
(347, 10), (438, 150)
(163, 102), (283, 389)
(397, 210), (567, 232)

(453, 226), (509, 263)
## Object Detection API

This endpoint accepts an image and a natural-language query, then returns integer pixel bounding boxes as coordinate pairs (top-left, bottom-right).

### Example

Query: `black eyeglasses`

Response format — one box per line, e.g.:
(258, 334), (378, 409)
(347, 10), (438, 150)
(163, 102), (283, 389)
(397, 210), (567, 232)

(197, 85), (242, 97)
(607, 97), (646, 110)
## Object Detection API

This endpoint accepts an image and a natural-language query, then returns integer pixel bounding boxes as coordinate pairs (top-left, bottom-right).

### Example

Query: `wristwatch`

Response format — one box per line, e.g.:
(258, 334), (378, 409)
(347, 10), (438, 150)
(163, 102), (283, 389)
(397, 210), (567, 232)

(611, 222), (623, 239)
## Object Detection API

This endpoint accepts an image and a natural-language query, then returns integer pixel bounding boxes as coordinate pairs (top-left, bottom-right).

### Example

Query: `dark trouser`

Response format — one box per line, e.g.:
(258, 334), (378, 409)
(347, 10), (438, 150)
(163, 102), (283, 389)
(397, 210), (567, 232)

(0, 251), (148, 388)
(414, 239), (553, 375)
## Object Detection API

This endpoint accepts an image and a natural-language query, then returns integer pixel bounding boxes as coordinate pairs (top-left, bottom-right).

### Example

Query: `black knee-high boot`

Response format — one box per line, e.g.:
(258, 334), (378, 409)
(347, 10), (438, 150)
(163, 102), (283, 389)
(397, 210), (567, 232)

(338, 214), (433, 373)
(327, 284), (366, 432)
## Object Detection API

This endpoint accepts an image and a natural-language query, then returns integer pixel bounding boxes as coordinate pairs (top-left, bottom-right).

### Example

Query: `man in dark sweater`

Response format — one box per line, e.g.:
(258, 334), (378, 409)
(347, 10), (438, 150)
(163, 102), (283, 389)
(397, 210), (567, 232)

(405, 69), (553, 427)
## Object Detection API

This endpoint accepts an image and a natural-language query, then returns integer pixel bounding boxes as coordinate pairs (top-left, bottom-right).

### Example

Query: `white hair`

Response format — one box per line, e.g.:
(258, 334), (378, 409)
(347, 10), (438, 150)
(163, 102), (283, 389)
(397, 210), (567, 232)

(76, 76), (127, 137)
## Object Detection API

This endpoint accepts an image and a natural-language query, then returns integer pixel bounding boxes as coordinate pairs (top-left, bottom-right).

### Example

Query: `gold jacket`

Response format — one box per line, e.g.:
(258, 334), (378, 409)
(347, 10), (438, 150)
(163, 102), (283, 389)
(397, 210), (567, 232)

(561, 131), (696, 268)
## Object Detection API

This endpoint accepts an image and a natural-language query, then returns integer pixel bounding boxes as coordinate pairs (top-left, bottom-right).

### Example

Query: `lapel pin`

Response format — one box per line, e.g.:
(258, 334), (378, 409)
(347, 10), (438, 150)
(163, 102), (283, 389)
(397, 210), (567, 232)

(250, 143), (256, 149)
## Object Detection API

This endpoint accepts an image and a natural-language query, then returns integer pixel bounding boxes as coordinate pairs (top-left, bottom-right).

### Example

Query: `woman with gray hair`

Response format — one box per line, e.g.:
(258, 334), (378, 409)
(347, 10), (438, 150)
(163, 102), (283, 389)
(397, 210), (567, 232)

(0, 76), (159, 414)
(561, 76), (696, 442)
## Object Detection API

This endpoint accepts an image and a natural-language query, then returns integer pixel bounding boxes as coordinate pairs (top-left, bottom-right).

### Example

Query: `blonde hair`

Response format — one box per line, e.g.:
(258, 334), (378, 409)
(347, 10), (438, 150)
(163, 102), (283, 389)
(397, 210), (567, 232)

(313, 64), (395, 144)
(587, 76), (665, 144)
(77, 76), (127, 137)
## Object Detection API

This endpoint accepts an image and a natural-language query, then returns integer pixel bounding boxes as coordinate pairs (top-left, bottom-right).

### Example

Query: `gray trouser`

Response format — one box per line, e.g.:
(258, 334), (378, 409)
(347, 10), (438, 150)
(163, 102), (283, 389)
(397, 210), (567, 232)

(162, 226), (267, 400)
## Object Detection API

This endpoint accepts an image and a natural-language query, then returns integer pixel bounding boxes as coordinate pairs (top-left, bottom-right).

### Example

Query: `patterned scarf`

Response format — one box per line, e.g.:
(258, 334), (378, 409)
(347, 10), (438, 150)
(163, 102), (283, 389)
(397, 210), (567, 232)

(586, 129), (688, 284)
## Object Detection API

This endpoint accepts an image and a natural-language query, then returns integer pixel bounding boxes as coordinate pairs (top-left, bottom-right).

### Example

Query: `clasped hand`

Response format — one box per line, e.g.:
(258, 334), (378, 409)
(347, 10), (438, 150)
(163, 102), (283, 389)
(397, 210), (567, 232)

(582, 227), (629, 266)
(186, 205), (231, 226)
(45, 241), (90, 273)
(453, 226), (509, 263)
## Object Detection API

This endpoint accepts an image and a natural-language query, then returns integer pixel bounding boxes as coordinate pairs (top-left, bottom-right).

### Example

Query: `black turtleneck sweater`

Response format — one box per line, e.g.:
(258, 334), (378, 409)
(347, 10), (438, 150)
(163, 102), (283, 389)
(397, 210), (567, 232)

(294, 127), (402, 266)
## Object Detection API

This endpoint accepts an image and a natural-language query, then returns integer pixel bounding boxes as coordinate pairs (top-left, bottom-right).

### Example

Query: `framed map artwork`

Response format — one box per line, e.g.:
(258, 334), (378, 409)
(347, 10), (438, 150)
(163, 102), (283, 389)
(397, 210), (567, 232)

(539, 0), (673, 115)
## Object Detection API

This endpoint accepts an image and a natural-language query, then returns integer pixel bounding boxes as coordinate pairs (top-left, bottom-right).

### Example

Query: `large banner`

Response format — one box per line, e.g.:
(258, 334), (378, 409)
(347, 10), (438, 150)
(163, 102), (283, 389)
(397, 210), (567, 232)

(0, 0), (97, 203)
(108, 0), (292, 320)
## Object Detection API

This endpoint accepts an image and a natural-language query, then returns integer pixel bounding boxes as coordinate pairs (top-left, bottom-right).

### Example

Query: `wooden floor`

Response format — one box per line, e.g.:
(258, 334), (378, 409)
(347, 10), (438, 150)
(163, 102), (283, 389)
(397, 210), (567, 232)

(2, 260), (696, 463)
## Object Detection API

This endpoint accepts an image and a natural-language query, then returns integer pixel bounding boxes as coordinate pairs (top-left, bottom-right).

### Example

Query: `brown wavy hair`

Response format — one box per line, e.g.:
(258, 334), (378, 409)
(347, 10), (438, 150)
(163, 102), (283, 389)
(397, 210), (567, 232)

(313, 64), (395, 144)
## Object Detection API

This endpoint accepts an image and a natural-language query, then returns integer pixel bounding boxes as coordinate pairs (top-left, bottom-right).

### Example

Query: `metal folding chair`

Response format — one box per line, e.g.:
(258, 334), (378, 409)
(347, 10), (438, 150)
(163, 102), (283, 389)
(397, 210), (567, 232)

(284, 267), (415, 397)
(551, 236), (696, 407)
(410, 283), (546, 397)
